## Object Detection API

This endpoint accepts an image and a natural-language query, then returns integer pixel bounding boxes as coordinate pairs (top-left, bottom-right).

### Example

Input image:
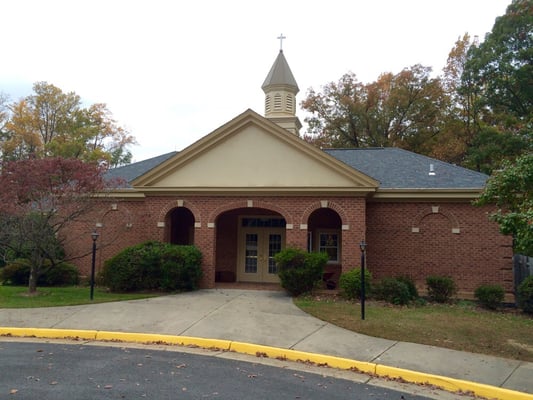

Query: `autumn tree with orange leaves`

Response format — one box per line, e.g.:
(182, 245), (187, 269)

(301, 1), (531, 174)
(0, 82), (135, 167)
(301, 65), (445, 156)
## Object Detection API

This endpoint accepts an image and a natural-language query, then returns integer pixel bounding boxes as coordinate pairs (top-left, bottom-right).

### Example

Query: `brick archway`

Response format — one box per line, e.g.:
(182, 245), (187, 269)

(211, 200), (292, 285)
(157, 199), (202, 226)
(208, 199), (293, 226)
(299, 200), (349, 227)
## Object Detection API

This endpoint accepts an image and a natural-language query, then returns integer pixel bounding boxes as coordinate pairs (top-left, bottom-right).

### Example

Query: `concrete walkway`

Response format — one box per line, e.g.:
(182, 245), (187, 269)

(1, 289), (532, 398)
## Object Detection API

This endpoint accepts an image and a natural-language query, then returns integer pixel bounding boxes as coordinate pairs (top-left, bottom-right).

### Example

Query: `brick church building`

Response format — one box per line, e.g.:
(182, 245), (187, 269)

(69, 49), (513, 297)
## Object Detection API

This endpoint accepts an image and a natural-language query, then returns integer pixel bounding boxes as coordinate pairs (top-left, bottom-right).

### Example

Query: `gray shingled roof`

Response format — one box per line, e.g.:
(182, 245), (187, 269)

(106, 151), (177, 186)
(261, 50), (299, 92)
(107, 147), (487, 190)
(324, 147), (488, 189)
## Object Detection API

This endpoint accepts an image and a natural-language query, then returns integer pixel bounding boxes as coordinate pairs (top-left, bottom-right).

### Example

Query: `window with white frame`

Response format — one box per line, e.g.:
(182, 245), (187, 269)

(318, 231), (339, 263)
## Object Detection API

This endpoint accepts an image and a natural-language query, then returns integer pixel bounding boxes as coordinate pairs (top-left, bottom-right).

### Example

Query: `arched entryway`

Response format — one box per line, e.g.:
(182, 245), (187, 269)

(307, 208), (342, 286)
(215, 208), (286, 283)
(165, 207), (195, 245)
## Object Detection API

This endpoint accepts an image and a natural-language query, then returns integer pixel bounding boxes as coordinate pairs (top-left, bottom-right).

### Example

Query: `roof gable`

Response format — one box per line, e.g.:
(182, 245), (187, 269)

(132, 110), (378, 193)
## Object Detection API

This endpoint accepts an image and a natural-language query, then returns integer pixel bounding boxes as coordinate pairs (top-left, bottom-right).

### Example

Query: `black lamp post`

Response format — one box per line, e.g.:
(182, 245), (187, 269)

(359, 240), (367, 320)
(90, 231), (99, 300)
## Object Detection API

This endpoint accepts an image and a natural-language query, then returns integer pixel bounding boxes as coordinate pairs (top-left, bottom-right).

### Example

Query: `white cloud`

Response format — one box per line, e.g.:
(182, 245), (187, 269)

(1, 0), (510, 161)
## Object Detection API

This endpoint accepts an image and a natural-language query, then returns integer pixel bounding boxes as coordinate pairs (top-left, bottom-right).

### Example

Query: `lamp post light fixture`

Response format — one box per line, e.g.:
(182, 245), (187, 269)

(359, 240), (367, 320)
(90, 230), (99, 300)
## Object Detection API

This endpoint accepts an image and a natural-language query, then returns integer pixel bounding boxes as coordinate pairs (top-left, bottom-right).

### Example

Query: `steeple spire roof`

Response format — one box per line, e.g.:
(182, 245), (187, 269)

(261, 50), (299, 93)
(261, 36), (301, 135)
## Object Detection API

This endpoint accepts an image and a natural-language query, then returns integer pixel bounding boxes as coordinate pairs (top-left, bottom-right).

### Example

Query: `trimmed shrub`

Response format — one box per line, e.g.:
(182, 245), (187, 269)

(40, 262), (80, 286)
(474, 284), (505, 310)
(0, 259), (79, 286)
(160, 245), (203, 291)
(374, 277), (411, 305)
(99, 241), (202, 292)
(396, 275), (419, 300)
(517, 276), (533, 314)
(426, 275), (457, 303)
(339, 268), (372, 300)
(99, 241), (160, 292)
(0, 259), (31, 285)
(274, 248), (327, 296)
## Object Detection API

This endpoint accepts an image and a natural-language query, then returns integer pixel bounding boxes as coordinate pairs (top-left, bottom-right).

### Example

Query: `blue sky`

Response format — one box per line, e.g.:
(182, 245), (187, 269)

(1, 0), (510, 161)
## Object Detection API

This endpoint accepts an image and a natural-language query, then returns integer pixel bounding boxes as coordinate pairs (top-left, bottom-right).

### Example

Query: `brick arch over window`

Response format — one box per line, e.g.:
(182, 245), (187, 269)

(95, 203), (134, 228)
(95, 205), (135, 247)
(300, 200), (349, 227)
(157, 199), (201, 225)
(208, 200), (293, 225)
(411, 206), (461, 234)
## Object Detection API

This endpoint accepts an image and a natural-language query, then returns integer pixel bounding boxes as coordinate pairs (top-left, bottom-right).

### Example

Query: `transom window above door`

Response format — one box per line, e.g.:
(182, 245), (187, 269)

(241, 217), (286, 228)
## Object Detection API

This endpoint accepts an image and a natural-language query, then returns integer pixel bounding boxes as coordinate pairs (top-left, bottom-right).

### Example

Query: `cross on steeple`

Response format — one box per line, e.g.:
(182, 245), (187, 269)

(277, 33), (286, 51)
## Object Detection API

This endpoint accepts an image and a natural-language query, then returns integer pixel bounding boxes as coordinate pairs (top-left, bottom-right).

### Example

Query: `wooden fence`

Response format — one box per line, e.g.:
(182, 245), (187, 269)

(514, 254), (532, 299)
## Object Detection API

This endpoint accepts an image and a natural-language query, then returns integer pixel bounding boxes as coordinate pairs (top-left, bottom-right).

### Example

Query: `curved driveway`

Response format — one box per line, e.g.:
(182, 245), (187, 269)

(0, 289), (531, 395)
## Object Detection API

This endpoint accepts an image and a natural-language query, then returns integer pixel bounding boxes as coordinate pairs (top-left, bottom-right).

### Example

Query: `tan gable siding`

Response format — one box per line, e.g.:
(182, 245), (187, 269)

(131, 110), (378, 193)
(151, 125), (363, 189)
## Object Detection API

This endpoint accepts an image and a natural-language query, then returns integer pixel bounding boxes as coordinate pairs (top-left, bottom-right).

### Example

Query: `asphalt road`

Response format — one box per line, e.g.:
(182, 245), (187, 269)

(0, 341), (439, 400)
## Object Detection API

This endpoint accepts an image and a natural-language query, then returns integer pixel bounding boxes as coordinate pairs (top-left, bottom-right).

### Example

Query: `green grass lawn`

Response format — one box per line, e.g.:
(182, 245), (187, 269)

(0, 285), (161, 308)
(3, 285), (532, 363)
(294, 295), (533, 362)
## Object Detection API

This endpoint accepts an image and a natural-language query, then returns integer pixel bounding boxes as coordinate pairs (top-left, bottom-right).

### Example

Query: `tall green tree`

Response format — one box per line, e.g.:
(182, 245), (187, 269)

(476, 153), (533, 255)
(461, 0), (532, 172)
(464, 127), (528, 174)
(465, 0), (532, 121)
(1, 82), (136, 165)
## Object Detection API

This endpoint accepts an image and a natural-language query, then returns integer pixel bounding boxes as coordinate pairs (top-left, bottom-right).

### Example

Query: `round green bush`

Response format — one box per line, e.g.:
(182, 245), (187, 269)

(99, 241), (159, 292)
(339, 268), (372, 300)
(426, 275), (457, 303)
(160, 245), (203, 291)
(274, 248), (327, 296)
(474, 284), (505, 310)
(517, 276), (533, 314)
(40, 262), (80, 286)
(0, 259), (32, 285)
(375, 277), (411, 305)
(0, 259), (79, 286)
(395, 275), (419, 300)
(98, 241), (203, 292)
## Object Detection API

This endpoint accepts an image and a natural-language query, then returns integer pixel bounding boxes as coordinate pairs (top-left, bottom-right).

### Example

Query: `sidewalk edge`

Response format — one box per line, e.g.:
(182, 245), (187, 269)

(1, 327), (531, 400)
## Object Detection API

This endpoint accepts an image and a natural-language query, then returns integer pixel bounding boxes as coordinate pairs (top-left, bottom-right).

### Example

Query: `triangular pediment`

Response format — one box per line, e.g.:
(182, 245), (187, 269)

(132, 109), (378, 194)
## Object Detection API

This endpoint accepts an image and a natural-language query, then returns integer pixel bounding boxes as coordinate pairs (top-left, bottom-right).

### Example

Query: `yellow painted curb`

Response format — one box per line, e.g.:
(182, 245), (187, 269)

(1, 327), (532, 400)
(0, 327), (97, 340)
(94, 330), (232, 350)
(376, 364), (533, 400)
(230, 341), (376, 375)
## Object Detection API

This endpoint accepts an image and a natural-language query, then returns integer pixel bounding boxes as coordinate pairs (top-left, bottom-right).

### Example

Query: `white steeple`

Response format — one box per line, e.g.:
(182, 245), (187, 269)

(262, 35), (302, 135)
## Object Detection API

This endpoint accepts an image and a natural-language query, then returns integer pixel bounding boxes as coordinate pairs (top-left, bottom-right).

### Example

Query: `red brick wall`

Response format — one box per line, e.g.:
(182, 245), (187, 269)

(66, 195), (512, 297)
(66, 195), (367, 288)
(366, 201), (514, 297)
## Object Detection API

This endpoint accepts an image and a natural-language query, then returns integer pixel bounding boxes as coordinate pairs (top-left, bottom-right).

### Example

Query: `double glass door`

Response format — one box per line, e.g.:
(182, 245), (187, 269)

(239, 228), (284, 283)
